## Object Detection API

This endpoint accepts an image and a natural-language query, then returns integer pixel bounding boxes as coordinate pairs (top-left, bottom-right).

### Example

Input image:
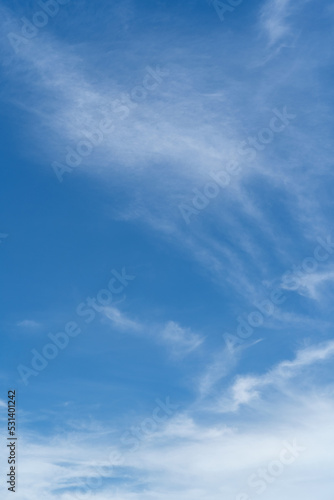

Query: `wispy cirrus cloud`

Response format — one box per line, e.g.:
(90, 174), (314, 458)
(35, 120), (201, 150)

(101, 306), (205, 358)
(281, 269), (334, 300)
(260, 0), (293, 46)
(215, 340), (334, 412)
(1, 0), (332, 313)
(161, 321), (204, 358)
(102, 306), (141, 331)
(1, 2), (334, 500)
(16, 319), (41, 329)
(3, 340), (334, 500)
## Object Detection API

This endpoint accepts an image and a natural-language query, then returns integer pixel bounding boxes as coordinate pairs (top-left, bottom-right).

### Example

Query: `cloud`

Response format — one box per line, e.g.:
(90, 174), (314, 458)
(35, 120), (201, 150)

(16, 320), (41, 329)
(1, 0), (332, 312)
(3, 341), (334, 500)
(161, 321), (204, 358)
(101, 307), (204, 358)
(260, 0), (293, 46)
(102, 306), (141, 331)
(281, 269), (334, 300)
(216, 340), (334, 412)
(1, 2), (334, 499)
(197, 347), (238, 398)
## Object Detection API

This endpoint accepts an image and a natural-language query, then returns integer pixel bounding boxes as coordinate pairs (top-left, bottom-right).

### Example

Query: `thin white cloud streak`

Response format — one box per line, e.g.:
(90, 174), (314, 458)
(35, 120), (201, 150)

(215, 340), (334, 412)
(102, 306), (141, 331)
(281, 269), (334, 300)
(161, 321), (204, 358)
(197, 347), (238, 398)
(0, 11), (237, 179)
(101, 306), (205, 358)
(16, 320), (41, 328)
(260, 0), (293, 46)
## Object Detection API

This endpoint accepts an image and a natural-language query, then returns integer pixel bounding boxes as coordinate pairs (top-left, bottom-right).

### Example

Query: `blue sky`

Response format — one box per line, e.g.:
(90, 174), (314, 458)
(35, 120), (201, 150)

(1, 0), (334, 498)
